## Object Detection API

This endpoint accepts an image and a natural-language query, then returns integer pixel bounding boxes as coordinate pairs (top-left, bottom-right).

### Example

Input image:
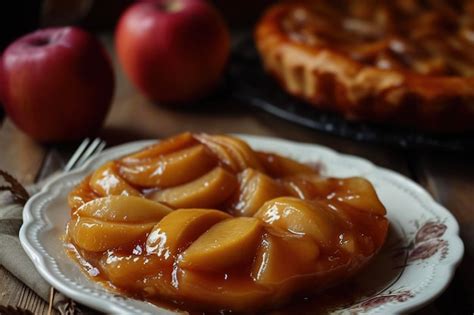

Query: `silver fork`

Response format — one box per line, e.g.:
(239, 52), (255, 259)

(64, 138), (106, 171)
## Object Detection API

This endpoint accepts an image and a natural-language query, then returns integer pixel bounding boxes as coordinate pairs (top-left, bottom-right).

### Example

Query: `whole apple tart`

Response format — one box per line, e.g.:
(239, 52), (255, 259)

(255, 1), (474, 132)
(65, 132), (388, 312)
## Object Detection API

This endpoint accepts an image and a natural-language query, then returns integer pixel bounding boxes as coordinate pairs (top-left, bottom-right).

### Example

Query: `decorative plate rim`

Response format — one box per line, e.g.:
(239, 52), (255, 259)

(19, 135), (464, 314)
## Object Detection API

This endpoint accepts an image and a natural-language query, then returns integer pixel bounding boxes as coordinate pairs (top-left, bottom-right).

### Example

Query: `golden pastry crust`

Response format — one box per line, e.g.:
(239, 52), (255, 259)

(255, 1), (474, 131)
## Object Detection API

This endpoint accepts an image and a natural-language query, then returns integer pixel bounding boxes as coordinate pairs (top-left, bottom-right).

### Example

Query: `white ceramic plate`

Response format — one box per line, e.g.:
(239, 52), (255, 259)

(20, 135), (464, 314)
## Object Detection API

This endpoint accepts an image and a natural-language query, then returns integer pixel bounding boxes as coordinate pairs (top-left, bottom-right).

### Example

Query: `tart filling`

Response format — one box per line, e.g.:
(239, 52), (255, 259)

(65, 133), (388, 312)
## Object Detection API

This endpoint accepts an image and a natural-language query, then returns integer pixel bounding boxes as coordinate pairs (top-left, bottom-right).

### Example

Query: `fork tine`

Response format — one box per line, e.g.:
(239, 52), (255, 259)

(95, 140), (107, 156)
(87, 139), (106, 163)
(64, 138), (90, 171)
(75, 138), (102, 167)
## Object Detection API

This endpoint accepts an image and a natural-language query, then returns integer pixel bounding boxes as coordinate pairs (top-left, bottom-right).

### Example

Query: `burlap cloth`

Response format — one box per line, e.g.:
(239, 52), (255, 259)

(0, 176), (89, 314)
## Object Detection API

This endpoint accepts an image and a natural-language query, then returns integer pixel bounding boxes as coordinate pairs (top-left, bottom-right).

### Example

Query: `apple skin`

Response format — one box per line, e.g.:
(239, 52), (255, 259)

(115, 0), (230, 104)
(0, 27), (114, 142)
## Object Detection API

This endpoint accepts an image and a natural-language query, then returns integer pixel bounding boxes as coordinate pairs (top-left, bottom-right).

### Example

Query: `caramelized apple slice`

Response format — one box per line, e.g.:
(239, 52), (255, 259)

(119, 144), (216, 188)
(89, 162), (141, 197)
(229, 169), (289, 216)
(254, 197), (341, 248)
(76, 195), (172, 223)
(121, 132), (196, 162)
(146, 209), (231, 260)
(178, 269), (270, 312)
(99, 253), (167, 289)
(134, 271), (179, 300)
(285, 176), (386, 216)
(252, 229), (319, 288)
(179, 217), (262, 271)
(283, 174), (332, 199)
(257, 152), (318, 178)
(195, 134), (238, 171)
(100, 253), (178, 299)
(211, 135), (264, 171)
(151, 167), (237, 208)
(68, 217), (155, 252)
(338, 232), (359, 254)
(195, 134), (263, 172)
(333, 177), (386, 216)
(68, 176), (98, 211)
(328, 201), (389, 250)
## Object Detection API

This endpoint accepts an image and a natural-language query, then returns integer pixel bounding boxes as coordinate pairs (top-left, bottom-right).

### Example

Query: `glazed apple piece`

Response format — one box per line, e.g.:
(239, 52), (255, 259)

(254, 197), (341, 248)
(210, 134), (264, 171)
(99, 253), (169, 290)
(119, 144), (216, 188)
(194, 134), (237, 170)
(68, 217), (156, 252)
(252, 229), (320, 288)
(75, 195), (172, 223)
(327, 200), (389, 250)
(228, 169), (289, 216)
(337, 231), (359, 255)
(150, 167), (238, 208)
(283, 174), (333, 199)
(133, 271), (179, 301)
(332, 177), (386, 216)
(69, 196), (171, 252)
(101, 252), (179, 301)
(121, 132), (196, 163)
(89, 161), (141, 197)
(177, 269), (270, 312)
(285, 176), (386, 216)
(146, 209), (231, 261)
(309, 197), (388, 255)
(68, 176), (99, 211)
(195, 133), (263, 172)
(179, 217), (262, 271)
(257, 151), (319, 178)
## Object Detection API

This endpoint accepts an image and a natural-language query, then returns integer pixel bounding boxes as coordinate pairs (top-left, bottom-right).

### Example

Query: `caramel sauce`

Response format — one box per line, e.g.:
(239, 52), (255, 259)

(65, 133), (389, 313)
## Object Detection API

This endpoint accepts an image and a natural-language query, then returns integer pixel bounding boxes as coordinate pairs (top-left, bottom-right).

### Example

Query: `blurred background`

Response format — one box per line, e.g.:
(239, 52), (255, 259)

(0, 0), (273, 48)
(0, 0), (275, 120)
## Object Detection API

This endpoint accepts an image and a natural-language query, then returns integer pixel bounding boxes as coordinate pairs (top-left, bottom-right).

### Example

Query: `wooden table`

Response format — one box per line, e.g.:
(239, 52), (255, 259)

(0, 35), (473, 315)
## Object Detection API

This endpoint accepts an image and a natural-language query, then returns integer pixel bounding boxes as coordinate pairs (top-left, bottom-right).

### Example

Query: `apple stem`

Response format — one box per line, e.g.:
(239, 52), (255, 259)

(155, 1), (182, 13)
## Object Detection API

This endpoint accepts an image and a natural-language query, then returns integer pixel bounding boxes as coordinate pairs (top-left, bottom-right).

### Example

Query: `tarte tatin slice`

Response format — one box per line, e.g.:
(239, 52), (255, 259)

(255, 1), (474, 131)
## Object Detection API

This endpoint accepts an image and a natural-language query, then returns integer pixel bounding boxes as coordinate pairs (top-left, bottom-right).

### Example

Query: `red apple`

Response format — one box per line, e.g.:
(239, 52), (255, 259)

(115, 0), (230, 103)
(0, 27), (114, 142)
